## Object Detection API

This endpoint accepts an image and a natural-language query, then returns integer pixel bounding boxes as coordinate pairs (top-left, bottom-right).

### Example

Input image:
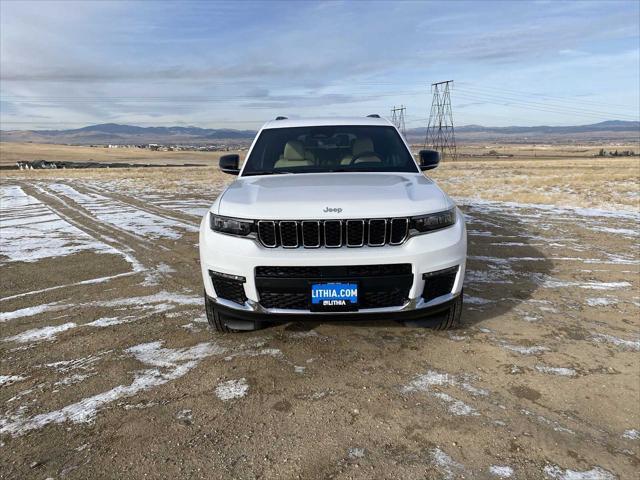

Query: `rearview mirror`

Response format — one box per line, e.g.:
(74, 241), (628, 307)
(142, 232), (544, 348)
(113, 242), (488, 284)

(418, 150), (440, 170)
(219, 154), (240, 175)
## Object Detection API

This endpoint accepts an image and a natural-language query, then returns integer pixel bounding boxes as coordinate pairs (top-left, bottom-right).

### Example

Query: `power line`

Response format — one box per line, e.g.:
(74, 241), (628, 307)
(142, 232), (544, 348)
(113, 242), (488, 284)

(390, 105), (406, 137)
(453, 91), (638, 122)
(454, 86), (638, 120)
(456, 82), (636, 111)
(425, 80), (457, 161)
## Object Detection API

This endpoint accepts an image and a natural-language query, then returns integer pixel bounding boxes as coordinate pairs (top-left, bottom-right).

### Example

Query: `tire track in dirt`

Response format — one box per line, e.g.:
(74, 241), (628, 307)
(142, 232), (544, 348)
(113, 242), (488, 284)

(76, 181), (202, 227)
(19, 182), (203, 292)
(21, 182), (150, 265)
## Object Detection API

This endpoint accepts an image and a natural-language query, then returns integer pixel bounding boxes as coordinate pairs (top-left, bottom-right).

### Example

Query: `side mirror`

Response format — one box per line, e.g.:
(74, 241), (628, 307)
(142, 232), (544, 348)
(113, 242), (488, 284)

(418, 149), (440, 170)
(219, 154), (240, 175)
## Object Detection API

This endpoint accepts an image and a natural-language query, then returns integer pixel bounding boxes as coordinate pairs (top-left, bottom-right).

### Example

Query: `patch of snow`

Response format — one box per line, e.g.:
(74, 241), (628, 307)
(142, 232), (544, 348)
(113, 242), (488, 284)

(535, 365), (577, 377)
(580, 282), (631, 291)
(432, 392), (479, 416)
(348, 447), (365, 459)
(45, 351), (111, 373)
(0, 185), (121, 263)
(465, 296), (494, 305)
(448, 333), (468, 341)
(176, 409), (193, 424)
(288, 330), (320, 338)
(402, 369), (486, 416)
(3, 322), (77, 343)
(589, 226), (638, 237)
(294, 366), (306, 374)
(0, 340), (225, 436)
(0, 303), (65, 323)
(142, 263), (176, 286)
(592, 333), (640, 351)
(532, 274), (631, 291)
(215, 378), (249, 401)
(54, 373), (93, 386)
(95, 291), (201, 311)
(0, 375), (26, 387)
(501, 343), (549, 355)
(622, 429), (639, 440)
(543, 465), (616, 480)
(430, 448), (465, 480)
(0, 271), (139, 303)
(459, 196), (640, 220)
(85, 317), (133, 327)
(490, 465), (514, 478)
(521, 409), (574, 435)
(49, 183), (197, 239)
(465, 269), (514, 285)
(586, 298), (618, 307)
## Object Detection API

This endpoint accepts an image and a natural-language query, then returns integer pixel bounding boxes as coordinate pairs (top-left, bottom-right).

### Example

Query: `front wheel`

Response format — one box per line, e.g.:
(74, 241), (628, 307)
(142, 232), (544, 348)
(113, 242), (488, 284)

(204, 293), (261, 333)
(402, 291), (463, 330)
(432, 291), (463, 330)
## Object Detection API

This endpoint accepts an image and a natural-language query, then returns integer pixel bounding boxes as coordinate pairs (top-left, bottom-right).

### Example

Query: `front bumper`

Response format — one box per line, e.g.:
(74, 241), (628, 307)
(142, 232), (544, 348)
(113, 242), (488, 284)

(199, 213), (467, 318)
(208, 292), (459, 324)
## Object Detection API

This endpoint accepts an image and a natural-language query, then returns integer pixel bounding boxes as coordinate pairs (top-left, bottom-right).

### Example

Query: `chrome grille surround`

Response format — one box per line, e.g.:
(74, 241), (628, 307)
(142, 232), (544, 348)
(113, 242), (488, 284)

(257, 218), (410, 248)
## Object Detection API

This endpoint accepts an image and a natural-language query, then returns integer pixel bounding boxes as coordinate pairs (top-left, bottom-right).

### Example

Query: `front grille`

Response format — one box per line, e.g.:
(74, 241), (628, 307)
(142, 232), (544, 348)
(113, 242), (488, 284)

(422, 266), (459, 302)
(255, 264), (412, 310)
(256, 218), (410, 248)
(209, 271), (247, 305)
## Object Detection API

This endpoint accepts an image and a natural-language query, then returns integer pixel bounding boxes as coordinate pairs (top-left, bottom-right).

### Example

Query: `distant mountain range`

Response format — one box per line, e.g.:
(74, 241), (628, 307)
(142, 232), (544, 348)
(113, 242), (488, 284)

(1, 120), (638, 145)
(405, 120), (640, 142)
(0, 123), (256, 145)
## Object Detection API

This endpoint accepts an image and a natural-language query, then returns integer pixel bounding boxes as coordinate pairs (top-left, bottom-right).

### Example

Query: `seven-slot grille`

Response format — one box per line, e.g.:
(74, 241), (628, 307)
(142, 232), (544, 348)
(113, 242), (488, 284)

(257, 218), (409, 248)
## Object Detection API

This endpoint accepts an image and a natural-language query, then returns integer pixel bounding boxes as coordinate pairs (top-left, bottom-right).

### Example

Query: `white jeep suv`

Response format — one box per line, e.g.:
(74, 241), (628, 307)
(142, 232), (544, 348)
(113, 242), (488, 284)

(199, 116), (467, 332)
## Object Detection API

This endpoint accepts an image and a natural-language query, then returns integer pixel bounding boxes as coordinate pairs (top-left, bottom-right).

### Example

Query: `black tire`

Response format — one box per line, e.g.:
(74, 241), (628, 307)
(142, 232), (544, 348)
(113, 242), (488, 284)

(205, 293), (236, 332)
(432, 291), (463, 330)
(204, 293), (262, 333)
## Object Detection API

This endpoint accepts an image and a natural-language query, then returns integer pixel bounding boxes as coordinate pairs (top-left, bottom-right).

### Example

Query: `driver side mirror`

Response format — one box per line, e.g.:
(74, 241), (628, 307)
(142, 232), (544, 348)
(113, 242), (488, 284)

(418, 150), (440, 170)
(219, 154), (240, 175)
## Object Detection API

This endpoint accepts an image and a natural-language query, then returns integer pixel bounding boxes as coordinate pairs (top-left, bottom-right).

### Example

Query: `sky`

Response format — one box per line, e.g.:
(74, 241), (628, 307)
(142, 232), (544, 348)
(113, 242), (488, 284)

(1, 0), (639, 130)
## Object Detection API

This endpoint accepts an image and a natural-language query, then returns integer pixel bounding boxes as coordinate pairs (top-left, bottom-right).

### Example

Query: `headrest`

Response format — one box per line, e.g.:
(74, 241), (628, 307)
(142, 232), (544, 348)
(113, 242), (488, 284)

(283, 140), (305, 161)
(353, 137), (374, 156)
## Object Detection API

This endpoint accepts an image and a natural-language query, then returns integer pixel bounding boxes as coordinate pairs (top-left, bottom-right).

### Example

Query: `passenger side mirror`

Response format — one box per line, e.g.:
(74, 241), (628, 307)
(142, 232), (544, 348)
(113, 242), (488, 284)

(219, 154), (240, 175)
(418, 150), (440, 170)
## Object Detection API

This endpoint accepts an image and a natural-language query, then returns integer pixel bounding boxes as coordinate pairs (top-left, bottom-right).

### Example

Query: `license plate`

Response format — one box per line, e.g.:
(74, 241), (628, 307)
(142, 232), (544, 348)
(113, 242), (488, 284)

(310, 282), (358, 311)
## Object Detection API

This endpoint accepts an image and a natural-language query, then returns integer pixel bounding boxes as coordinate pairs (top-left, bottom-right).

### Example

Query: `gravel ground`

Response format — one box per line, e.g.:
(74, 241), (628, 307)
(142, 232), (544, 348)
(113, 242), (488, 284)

(0, 173), (638, 479)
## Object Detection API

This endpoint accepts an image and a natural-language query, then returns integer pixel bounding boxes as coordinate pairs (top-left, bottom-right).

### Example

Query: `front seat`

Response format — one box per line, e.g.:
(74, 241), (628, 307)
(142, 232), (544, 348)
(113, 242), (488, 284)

(341, 137), (379, 165)
(274, 140), (314, 169)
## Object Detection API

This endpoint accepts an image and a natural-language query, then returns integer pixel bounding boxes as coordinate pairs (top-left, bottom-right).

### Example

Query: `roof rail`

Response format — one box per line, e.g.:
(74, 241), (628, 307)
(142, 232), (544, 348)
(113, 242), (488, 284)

(275, 116), (288, 120)
(366, 114), (380, 118)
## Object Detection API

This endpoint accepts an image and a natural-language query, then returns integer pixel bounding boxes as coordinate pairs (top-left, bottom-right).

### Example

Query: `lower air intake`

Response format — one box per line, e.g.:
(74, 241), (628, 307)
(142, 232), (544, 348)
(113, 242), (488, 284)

(210, 271), (247, 305)
(422, 266), (459, 302)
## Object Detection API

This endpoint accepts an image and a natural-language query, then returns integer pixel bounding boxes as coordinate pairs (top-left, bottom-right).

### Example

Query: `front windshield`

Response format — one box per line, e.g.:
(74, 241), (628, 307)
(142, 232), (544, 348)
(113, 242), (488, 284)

(241, 125), (419, 176)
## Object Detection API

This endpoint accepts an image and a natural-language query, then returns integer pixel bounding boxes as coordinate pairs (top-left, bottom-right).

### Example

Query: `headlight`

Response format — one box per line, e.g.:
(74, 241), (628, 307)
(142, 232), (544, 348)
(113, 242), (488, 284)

(410, 207), (456, 233)
(210, 214), (255, 237)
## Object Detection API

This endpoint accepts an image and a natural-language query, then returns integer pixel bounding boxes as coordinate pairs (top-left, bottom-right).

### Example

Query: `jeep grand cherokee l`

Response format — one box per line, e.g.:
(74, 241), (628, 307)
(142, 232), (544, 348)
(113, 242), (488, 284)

(199, 116), (467, 332)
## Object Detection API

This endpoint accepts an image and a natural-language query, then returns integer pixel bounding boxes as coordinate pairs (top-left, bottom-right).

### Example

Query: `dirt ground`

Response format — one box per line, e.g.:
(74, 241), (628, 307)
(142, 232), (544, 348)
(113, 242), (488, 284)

(0, 160), (639, 479)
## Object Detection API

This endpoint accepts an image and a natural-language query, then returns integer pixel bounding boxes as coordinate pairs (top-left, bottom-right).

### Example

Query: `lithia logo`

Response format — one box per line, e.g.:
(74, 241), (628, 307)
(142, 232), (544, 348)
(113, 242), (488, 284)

(323, 207), (343, 213)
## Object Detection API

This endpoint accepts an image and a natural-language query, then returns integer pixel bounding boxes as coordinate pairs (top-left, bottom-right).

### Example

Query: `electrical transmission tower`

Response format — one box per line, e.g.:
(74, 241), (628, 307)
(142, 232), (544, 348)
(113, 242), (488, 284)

(424, 80), (457, 161)
(390, 105), (406, 137)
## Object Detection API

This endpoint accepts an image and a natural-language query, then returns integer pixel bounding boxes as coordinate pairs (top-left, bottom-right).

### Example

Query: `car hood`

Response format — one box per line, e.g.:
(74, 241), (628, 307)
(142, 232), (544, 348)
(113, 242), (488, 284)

(216, 172), (452, 219)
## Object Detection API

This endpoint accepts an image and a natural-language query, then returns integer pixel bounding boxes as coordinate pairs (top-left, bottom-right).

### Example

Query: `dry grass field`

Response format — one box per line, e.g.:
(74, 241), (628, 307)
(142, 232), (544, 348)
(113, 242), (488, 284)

(0, 142), (234, 167)
(4, 143), (638, 213)
(0, 142), (638, 479)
